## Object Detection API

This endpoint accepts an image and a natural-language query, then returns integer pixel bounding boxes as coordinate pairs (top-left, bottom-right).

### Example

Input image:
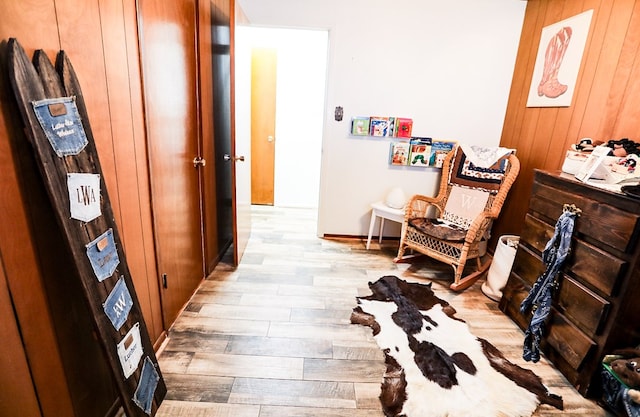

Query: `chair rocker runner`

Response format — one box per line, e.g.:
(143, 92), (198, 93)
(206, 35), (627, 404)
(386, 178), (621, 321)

(395, 144), (520, 291)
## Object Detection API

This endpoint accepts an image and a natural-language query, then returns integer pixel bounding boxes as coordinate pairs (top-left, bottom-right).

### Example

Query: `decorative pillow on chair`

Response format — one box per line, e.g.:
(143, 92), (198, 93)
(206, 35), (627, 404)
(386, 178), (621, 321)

(442, 185), (490, 229)
(409, 186), (489, 242)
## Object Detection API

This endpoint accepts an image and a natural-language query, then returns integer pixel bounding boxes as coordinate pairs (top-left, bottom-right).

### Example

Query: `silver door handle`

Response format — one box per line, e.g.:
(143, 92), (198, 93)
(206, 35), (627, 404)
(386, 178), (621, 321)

(223, 154), (245, 162)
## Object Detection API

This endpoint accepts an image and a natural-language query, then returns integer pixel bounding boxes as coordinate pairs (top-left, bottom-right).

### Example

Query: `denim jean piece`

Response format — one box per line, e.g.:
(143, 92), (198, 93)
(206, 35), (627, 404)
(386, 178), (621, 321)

(133, 356), (160, 415)
(103, 276), (133, 331)
(520, 209), (577, 362)
(32, 97), (88, 157)
(86, 228), (119, 282)
(117, 322), (142, 379)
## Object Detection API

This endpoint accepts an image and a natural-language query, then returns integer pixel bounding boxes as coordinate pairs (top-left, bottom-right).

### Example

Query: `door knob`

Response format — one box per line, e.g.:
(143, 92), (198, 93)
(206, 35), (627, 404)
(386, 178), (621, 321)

(193, 156), (206, 168)
(267, 135), (274, 142)
(224, 154), (245, 162)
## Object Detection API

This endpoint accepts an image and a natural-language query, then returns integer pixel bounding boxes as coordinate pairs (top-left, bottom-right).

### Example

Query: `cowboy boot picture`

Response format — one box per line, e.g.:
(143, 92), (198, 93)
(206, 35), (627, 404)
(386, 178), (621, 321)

(537, 26), (572, 99)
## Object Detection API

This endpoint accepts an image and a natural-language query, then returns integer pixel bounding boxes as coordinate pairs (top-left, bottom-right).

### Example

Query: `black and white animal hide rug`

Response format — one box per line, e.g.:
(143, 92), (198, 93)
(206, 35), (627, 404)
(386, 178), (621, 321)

(350, 275), (563, 417)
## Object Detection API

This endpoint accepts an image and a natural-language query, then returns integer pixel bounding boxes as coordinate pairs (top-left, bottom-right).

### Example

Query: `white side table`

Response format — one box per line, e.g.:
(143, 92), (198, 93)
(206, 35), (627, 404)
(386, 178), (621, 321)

(366, 201), (406, 249)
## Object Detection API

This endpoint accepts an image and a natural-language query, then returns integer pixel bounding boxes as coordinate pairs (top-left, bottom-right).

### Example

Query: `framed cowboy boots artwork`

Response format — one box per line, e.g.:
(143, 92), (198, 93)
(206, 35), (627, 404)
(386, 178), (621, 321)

(527, 10), (593, 107)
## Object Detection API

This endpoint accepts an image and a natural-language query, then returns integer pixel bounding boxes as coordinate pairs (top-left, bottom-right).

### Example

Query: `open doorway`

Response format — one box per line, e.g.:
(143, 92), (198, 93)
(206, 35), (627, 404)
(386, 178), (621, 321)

(236, 27), (328, 209)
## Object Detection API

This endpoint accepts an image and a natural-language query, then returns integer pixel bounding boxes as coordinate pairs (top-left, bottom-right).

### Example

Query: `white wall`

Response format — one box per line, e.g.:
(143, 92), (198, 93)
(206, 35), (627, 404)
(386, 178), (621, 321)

(237, 0), (526, 237)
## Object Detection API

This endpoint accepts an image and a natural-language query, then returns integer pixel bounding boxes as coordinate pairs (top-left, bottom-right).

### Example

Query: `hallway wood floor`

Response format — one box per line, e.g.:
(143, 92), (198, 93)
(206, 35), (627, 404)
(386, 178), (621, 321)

(155, 205), (612, 417)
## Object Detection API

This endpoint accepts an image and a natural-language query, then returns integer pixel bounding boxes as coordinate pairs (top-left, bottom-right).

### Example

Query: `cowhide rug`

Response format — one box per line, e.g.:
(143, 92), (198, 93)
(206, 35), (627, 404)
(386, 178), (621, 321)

(351, 275), (563, 417)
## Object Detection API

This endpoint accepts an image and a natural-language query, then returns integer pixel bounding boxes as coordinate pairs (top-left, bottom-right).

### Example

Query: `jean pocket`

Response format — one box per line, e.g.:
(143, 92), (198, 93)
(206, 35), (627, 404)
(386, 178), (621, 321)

(86, 228), (119, 282)
(133, 356), (161, 415)
(103, 276), (132, 330)
(32, 97), (88, 157)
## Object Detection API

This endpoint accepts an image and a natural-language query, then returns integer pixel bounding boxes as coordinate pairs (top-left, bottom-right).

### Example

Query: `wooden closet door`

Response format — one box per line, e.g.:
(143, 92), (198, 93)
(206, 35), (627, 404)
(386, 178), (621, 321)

(250, 47), (277, 205)
(138, 0), (205, 327)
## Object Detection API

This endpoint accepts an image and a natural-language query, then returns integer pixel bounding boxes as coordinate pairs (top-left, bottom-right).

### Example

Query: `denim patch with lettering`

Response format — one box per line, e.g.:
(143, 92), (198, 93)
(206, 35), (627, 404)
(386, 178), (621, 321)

(32, 97), (88, 157)
(117, 322), (142, 379)
(68, 173), (101, 222)
(103, 276), (133, 330)
(86, 229), (119, 282)
(133, 356), (160, 415)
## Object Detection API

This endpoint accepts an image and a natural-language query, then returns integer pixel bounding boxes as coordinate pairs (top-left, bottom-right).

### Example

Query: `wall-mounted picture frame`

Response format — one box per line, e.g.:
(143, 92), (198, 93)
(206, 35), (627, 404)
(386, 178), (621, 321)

(526, 9), (593, 108)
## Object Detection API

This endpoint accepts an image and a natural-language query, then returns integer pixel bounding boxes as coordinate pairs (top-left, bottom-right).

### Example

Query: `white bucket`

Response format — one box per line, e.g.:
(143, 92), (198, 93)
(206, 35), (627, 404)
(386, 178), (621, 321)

(481, 235), (519, 301)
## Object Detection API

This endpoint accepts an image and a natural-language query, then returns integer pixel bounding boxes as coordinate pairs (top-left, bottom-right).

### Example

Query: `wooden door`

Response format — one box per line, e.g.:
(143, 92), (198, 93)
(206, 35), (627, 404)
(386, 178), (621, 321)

(200, 0), (222, 275)
(231, 0), (251, 264)
(138, 0), (205, 328)
(250, 48), (277, 205)
(202, 0), (250, 269)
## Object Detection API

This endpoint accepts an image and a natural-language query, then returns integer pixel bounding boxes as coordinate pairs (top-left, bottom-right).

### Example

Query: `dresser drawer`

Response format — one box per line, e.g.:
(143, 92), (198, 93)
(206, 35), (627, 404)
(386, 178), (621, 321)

(499, 274), (530, 331)
(521, 214), (626, 297)
(500, 274), (598, 371)
(520, 214), (554, 253)
(507, 250), (609, 339)
(530, 182), (640, 253)
(569, 237), (626, 297)
(511, 244), (544, 286)
(556, 275), (609, 338)
(546, 310), (597, 371)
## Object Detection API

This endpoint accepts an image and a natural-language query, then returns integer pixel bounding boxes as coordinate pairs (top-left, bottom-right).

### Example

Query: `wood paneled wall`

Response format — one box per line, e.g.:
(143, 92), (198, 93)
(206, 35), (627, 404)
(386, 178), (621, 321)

(0, 0), (162, 415)
(494, 0), (640, 243)
(0, 252), (41, 417)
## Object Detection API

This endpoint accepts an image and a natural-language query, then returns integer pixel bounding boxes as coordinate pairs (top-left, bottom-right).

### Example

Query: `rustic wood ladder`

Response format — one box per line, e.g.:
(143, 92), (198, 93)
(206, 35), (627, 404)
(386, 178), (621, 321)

(7, 38), (166, 417)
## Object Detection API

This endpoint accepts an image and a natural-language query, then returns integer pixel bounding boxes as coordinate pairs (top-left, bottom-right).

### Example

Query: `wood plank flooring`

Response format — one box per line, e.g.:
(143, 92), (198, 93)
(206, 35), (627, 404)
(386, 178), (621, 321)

(155, 205), (612, 417)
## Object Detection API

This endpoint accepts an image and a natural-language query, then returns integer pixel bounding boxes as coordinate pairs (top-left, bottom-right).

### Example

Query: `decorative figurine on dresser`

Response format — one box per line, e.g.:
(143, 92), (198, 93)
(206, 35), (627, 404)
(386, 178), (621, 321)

(499, 169), (640, 398)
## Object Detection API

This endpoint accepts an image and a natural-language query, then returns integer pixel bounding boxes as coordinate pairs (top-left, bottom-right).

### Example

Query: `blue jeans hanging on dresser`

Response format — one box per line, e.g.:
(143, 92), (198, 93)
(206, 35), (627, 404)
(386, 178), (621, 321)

(520, 205), (579, 363)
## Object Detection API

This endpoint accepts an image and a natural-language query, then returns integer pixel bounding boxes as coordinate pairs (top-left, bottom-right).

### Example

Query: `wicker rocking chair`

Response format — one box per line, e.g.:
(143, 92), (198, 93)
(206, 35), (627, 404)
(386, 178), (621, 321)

(395, 145), (520, 291)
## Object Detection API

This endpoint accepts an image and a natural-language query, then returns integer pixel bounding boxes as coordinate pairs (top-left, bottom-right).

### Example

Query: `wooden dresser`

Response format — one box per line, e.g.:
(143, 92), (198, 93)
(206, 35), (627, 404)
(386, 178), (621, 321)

(499, 170), (640, 397)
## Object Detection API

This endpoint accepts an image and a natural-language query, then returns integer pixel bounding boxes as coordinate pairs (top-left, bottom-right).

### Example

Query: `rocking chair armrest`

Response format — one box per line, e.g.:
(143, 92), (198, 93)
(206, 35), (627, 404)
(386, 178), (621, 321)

(464, 212), (496, 244)
(405, 194), (445, 220)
